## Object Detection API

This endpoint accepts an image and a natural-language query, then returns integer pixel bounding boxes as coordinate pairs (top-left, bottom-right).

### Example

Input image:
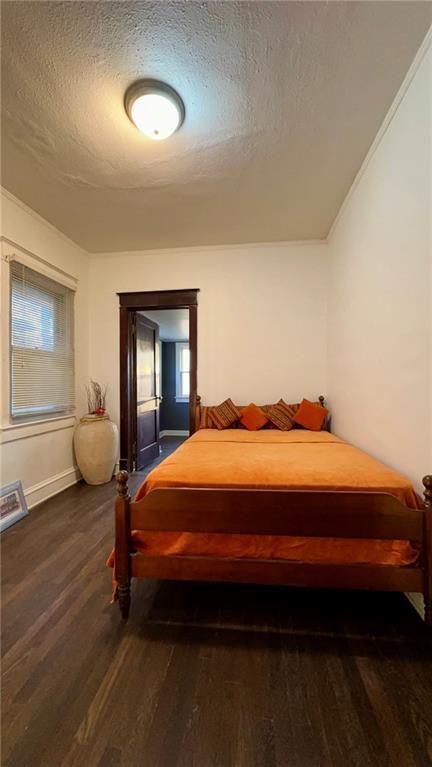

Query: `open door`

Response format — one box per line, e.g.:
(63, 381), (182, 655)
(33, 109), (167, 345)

(134, 313), (160, 470)
(118, 289), (198, 472)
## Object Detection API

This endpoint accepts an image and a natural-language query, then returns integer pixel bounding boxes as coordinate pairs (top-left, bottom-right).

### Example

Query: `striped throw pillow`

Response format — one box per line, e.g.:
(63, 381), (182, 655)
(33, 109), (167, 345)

(260, 404), (278, 428)
(209, 398), (242, 430)
(199, 406), (217, 429)
(266, 399), (299, 430)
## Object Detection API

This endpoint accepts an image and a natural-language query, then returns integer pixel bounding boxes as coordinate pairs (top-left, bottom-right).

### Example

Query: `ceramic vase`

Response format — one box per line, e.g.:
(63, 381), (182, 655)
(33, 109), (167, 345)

(74, 415), (118, 485)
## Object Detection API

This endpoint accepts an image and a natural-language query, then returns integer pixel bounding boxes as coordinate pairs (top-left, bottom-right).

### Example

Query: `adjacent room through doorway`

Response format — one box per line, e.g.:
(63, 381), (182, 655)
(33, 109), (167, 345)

(142, 307), (190, 442)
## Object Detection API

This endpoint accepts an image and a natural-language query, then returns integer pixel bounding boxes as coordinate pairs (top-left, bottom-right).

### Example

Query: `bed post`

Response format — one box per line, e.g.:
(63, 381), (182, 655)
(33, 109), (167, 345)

(195, 394), (201, 432)
(422, 475), (432, 627)
(115, 470), (131, 620)
(319, 395), (331, 432)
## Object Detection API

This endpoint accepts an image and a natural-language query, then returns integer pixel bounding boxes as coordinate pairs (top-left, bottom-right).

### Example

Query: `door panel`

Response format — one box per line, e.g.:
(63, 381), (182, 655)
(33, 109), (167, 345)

(135, 314), (160, 470)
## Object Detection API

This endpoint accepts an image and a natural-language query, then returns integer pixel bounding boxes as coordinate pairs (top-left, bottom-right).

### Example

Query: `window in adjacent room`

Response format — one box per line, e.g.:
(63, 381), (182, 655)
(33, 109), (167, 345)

(175, 341), (190, 402)
(10, 261), (75, 421)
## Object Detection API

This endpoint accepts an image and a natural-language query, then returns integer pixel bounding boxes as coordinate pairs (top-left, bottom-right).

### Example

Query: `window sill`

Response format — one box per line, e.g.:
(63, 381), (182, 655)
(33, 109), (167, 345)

(175, 397), (189, 404)
(0, 414), (77, 445)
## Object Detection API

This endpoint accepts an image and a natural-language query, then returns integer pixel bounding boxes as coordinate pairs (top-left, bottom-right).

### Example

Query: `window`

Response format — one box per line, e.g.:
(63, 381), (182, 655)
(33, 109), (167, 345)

(175, 342), (190, 402)
(10, 261), (75, 421)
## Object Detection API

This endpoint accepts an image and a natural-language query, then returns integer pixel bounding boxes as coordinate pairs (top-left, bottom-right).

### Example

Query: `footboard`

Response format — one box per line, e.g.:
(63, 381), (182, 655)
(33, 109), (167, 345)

(114, 472), (432, 624)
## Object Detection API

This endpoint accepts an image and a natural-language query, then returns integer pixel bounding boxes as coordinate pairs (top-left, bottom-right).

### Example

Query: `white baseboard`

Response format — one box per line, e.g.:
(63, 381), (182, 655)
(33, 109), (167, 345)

(25, 466), (81, 509)
(159, 430), (189, 438)
(405, 592), (425, 621)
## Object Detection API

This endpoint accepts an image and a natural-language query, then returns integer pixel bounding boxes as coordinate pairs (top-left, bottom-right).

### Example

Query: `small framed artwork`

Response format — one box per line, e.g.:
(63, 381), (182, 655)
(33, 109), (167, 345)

(0, 481), (28, 532)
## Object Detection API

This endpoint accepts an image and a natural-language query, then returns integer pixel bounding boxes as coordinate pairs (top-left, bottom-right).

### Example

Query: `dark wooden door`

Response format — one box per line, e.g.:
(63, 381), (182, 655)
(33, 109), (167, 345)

(135, 314), (160, 470)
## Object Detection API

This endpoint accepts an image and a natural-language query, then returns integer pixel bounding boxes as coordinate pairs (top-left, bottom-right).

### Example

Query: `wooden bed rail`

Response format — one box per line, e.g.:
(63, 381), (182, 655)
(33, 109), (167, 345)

(114, 471), (432, 624)
(129, 488), (423, 541)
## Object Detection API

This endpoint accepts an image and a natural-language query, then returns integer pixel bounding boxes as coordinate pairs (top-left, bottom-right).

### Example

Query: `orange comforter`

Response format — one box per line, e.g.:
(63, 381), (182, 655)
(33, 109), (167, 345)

(109, 430), (421, 569)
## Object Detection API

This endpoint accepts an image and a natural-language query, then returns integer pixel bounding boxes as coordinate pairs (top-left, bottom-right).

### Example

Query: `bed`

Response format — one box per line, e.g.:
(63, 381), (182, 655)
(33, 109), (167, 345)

(111, 397), (432, 625)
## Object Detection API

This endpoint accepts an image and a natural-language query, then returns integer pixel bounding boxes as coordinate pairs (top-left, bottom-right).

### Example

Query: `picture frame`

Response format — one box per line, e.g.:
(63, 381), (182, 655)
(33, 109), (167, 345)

(0, 481), (29, 532)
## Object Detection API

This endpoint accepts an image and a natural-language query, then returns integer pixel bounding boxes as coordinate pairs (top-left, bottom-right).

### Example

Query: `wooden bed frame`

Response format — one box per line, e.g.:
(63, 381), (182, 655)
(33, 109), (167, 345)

(114, 401), (432, 626)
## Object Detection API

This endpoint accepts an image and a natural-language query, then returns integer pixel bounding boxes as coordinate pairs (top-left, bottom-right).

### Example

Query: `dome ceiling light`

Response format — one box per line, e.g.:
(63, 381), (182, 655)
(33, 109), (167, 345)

(124, 79), (185, 141)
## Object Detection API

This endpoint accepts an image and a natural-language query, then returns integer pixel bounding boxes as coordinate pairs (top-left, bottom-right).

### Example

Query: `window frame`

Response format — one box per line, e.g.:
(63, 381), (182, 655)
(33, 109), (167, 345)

(175, 341), (190, 403)
(1, 240), (77, 431)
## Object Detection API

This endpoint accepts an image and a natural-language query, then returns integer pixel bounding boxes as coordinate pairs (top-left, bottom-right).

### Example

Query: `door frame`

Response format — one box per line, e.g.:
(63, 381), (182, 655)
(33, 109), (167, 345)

(118, 289), (199, 472)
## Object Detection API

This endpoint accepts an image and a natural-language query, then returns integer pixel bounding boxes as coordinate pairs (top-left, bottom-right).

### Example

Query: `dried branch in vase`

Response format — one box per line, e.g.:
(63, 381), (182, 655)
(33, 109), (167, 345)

(86, 380), (108, 415)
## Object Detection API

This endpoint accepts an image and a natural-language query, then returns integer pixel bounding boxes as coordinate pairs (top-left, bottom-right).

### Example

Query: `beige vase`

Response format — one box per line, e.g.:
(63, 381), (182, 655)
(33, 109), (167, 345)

(74, 415), (118, 485)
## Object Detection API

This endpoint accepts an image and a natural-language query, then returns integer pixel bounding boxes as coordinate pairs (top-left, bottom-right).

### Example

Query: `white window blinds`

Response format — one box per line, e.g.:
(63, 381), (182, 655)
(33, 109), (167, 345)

(10, 261), (75, 420)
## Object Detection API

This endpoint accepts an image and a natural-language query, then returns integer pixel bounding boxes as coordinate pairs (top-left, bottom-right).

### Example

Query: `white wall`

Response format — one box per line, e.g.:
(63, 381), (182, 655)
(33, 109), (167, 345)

(328, 41), (431, 495)
(0, 190), (89, 507)
(2, 35), (430, 530)
(87, 242), (328, 430)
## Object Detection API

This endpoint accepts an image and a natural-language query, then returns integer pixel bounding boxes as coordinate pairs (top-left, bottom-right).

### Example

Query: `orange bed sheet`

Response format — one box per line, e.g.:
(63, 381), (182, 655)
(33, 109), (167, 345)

(109, 430), (422, 572)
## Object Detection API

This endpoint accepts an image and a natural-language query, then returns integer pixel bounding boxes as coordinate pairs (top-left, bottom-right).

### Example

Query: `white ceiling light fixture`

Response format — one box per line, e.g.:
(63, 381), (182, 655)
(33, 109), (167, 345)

(124, 79), (185, 141)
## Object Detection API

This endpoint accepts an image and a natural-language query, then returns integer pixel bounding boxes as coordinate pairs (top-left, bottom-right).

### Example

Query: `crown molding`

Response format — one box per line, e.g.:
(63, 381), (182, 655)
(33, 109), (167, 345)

(89, 238), (328, 259)
(1, 186), (86, 255)
(327, 25), (432, 241)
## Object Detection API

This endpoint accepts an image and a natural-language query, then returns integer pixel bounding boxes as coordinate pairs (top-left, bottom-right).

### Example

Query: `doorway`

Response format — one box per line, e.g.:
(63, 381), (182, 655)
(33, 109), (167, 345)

(118, 289), (198, 472)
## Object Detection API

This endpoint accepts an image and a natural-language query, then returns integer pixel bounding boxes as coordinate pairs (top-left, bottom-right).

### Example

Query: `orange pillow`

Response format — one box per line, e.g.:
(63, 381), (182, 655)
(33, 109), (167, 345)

(240, 403), (269, 431)
(293, 398), (328, 431)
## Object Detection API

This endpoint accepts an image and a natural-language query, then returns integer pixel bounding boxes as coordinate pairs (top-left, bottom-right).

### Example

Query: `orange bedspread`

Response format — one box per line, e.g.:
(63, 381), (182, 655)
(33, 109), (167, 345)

(109, 430), (421, 569)
(136, 430), (421, 507)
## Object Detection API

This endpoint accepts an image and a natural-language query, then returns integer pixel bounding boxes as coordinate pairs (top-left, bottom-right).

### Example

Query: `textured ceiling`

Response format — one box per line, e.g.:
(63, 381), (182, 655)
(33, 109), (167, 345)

(1, 1), (431, 253)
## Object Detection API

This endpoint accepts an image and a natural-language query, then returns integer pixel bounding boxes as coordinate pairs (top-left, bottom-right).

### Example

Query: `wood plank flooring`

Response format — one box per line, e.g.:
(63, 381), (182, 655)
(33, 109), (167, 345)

(2, 437), (432, 767)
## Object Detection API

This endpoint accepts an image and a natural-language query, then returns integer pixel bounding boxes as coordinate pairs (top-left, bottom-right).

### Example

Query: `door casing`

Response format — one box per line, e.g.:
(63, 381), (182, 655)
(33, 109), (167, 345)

(118, 289), (199, 472)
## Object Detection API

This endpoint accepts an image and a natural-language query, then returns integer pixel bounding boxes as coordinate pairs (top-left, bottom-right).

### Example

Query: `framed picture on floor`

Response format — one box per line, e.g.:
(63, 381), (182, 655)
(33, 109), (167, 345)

(0, 481), (28, 532)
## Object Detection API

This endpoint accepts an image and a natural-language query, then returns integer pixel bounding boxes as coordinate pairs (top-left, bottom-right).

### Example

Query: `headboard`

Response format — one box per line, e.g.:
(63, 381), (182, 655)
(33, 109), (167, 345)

(193, 395), (331, 432)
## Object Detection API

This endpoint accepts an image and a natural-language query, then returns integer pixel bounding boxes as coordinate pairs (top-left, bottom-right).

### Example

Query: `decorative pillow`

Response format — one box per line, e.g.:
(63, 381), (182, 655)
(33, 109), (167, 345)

(240, 403), (269, 431)
(266, 399), (299, 430)
(199, 406), (217, 429)
(209, 398), (242, 430)
(260, 404), (279, 428)
(293, 398), (328, 431)
(234, 404), (274, 429)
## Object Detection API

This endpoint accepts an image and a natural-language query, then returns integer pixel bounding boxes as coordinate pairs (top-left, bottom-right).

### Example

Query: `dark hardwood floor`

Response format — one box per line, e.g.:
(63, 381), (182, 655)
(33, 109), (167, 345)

(2, 437), (432, 767)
